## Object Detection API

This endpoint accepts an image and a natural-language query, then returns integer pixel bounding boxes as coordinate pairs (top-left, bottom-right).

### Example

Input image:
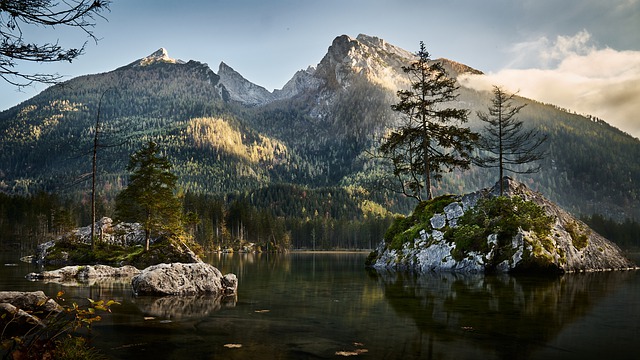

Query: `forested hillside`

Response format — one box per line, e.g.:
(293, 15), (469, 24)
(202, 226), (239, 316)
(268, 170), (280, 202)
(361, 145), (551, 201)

(0, 34), (638, 251)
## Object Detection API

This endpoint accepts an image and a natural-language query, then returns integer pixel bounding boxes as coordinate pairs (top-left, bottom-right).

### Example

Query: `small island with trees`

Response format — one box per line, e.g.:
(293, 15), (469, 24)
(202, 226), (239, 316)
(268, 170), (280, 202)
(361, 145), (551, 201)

(368, 42), (635, 274)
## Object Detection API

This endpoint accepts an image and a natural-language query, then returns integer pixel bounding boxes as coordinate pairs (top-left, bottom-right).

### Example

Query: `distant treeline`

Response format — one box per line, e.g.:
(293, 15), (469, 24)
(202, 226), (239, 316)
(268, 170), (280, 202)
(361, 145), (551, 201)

(0, 187), (394, 253)
(581, 213), (640, 250)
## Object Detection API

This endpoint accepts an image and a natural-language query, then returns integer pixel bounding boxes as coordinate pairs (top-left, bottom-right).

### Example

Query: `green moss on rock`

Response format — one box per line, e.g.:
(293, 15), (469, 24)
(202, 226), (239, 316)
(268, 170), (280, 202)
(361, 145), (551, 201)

(445, 196), (554, 263)
(384, 195), (456, 251)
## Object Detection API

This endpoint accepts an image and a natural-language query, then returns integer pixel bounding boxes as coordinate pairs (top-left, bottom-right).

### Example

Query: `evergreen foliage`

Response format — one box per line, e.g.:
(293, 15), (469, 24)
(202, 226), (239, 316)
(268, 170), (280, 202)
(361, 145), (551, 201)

(384, 195), (456, 250)
(115, 141), (183, 251)
(379, 42), (477, 200)
(0, 0), (110, 87)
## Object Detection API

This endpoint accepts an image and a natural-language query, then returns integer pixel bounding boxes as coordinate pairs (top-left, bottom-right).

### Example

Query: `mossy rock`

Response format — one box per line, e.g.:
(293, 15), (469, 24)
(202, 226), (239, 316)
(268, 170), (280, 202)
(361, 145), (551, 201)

(384, 195), (457, 251)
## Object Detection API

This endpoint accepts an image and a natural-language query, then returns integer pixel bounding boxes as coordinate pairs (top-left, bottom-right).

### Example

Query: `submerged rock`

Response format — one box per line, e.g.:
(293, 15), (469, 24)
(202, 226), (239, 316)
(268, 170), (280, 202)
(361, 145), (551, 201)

(369, 177), (637, 274)
(131, 262), (238, 296)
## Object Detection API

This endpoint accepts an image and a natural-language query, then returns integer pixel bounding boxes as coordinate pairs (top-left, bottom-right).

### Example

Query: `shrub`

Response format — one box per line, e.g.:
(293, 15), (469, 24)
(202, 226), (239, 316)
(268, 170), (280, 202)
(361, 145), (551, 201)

(565, 220), (589, 250)
(446, 196), (554, 261)
(1, 291), (118, 359)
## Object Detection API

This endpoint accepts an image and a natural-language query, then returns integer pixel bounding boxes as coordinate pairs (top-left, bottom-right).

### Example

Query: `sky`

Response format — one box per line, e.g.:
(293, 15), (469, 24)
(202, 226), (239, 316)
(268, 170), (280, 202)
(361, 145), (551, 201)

(2, 0), (639, 137)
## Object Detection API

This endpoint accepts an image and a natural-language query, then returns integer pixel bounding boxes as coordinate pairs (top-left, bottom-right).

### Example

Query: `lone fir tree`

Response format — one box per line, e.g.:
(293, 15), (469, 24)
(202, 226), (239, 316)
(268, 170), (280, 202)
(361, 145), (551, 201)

(380, 41), (477, 200)
(115, 141), (183, 251)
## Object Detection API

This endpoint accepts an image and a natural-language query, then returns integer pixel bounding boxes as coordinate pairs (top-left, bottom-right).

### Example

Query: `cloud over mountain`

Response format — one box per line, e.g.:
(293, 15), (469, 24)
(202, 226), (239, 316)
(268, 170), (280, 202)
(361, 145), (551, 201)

(460, 31), (640, 138)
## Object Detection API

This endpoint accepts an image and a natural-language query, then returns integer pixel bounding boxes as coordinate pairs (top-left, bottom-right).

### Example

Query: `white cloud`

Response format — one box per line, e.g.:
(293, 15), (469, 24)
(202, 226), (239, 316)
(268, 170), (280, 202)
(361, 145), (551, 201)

(460, 31), (640, 138)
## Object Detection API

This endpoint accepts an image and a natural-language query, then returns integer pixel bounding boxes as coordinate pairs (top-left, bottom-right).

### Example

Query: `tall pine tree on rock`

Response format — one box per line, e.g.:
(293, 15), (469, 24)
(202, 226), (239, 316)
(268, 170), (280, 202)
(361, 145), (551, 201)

(379, 41), (477, 200)
(115, 141), (183, 251)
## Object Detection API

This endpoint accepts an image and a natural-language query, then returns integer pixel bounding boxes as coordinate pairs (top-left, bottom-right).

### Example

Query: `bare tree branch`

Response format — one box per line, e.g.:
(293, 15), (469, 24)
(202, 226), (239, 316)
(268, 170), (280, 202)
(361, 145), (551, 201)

(0, 0), (110, 88)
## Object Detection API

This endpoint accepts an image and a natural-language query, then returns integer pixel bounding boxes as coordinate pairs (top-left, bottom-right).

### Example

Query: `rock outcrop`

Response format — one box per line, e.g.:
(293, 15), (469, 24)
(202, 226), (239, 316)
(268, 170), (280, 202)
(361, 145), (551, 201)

(131, 262), (238, 296)
(25, 264), (141, 281)
(218, 62), (275, 105)
(369, 177), (636, 274)
(33, 217), (201, 267)
(35, 217), (146, 264)
(0, 291), (62, 337)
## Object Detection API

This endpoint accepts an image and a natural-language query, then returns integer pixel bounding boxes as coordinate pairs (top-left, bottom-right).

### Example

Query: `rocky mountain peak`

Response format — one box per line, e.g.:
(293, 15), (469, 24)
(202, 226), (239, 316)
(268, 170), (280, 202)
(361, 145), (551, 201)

(314, 34), (414, 91)
(129, 47), (185, 67)
(217, 62), (274, 106)
(355, 34), (416, 61)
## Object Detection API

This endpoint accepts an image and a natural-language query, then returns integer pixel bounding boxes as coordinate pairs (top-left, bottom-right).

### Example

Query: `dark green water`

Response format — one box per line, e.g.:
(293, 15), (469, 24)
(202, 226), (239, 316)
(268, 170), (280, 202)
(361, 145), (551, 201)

(1, 251), (639, 359)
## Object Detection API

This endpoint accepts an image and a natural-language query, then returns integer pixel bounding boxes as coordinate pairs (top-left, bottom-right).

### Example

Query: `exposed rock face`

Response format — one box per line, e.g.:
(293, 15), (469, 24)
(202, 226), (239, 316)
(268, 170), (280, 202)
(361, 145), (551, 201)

(0, 291), (62, 337)
(370, 178), (636, 274)
(218, 62), (275, 105)
(314, 34), (414, 92)
(0, 291), (62, 313)
(273, 66), (322, 100)
(25, 264), (141, 281)
(131, 262), (238, 296)
(127, 48), (185, 67)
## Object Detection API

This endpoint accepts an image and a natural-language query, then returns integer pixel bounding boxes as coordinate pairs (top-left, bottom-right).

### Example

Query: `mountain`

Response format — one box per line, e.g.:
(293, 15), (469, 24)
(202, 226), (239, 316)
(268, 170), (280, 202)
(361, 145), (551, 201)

(0, 34), (639, 223)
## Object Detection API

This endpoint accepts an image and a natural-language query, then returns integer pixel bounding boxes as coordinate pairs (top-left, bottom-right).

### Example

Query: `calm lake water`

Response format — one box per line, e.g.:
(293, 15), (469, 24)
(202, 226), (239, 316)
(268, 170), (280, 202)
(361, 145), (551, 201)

(1, 251), (640, 359)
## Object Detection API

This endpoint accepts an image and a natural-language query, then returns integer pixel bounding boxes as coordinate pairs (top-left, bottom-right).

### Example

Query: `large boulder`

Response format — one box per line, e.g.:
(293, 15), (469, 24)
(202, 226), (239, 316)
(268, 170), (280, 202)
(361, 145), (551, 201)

(369, 177), (637, 274)
(131, 262), (238, 296)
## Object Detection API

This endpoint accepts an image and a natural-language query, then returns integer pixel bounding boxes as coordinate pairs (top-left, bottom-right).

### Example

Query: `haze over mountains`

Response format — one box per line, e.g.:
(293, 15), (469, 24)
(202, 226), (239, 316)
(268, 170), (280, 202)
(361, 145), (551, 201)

(0, 34), (638, 221)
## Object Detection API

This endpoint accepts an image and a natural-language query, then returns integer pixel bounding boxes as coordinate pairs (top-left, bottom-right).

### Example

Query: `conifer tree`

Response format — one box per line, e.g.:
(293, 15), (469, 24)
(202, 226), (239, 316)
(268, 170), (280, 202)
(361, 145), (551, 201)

(115, 141), (183, 251)
(380, 41), (477, 200)
(475, 86), (547, 195)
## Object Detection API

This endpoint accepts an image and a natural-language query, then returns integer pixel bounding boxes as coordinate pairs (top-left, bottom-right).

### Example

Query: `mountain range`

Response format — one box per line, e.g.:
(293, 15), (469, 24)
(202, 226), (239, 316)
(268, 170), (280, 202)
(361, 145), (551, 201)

(1, 33), (639, 221)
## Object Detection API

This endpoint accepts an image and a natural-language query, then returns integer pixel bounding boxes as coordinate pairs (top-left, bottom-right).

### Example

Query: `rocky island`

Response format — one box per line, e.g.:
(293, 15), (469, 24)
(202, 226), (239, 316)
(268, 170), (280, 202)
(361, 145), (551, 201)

(32, 216), (200, 268)
(24, 217), (238, 298)
(367, 177), (636, 274)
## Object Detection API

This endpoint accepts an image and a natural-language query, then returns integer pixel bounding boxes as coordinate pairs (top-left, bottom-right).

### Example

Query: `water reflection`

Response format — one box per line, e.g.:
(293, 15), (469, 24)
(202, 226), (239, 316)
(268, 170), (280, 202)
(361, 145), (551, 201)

(132, 294), (237, 320)
(370, 269), (635, 359)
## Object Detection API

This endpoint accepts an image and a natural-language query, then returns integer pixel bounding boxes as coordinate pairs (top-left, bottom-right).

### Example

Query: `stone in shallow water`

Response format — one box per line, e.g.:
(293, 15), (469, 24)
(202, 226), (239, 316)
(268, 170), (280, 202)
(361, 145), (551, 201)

(131, 262), (238, 296)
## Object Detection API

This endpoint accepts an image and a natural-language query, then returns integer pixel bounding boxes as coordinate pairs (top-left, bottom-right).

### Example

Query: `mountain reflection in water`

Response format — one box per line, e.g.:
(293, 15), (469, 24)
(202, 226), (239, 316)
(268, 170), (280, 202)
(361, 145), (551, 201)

(2, 252), (638, 359)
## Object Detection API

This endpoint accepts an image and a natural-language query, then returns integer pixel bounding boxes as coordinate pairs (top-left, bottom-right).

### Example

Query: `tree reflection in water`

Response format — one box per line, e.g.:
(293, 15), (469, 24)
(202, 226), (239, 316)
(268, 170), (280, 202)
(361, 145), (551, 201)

(369, 269), (635, 359)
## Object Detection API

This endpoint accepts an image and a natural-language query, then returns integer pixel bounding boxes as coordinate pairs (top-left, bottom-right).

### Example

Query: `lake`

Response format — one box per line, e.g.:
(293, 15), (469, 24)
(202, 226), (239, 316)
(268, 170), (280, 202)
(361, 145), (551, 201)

(1, 251), (639, 359)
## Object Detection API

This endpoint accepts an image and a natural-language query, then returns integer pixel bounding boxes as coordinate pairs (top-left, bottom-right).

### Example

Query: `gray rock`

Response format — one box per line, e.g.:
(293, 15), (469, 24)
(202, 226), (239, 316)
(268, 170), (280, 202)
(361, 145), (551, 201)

(0, 303), (45, 337)
(132, 262), (238, 296)
(444, 202), (464, 220)
(0, 291), (64, 337)
(33, 217), (147, 265)
(430, 214), (446, 229)
(26, 264), (141, 281)
(218, 62), (275, 105)
(0, 291), (62, 313)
